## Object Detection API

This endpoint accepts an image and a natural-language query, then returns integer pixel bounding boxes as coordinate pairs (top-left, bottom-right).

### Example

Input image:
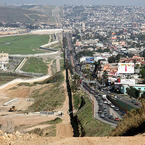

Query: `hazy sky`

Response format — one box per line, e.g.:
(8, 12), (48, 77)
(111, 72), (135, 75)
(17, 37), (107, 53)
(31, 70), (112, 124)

(0, 0), (145, 6)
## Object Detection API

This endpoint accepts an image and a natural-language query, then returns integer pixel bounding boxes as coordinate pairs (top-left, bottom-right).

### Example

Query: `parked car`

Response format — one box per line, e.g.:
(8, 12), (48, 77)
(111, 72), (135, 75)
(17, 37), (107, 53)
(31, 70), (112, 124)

(114, 107), (119, 111)
(114, 117), (120, 121)
(110, 104), (115, 108)
(100, 113), (105, 118)
(104, 101), (108, 104)
(108, 115), (114, 120)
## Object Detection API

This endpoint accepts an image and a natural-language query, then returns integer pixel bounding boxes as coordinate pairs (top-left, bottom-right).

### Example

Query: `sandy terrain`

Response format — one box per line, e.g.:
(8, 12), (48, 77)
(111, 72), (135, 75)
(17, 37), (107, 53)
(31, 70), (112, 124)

(0, 70), (72, 138)
(1, 135), (145, 145)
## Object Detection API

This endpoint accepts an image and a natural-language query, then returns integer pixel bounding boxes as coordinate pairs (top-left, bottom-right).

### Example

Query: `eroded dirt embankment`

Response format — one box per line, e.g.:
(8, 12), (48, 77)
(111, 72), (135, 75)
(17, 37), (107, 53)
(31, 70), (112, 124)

(1, 132), (145, 145)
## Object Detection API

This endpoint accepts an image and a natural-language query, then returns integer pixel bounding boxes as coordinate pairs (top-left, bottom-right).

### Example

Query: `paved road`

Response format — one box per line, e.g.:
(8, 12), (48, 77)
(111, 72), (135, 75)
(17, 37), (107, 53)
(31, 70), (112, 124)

(15, 58), (27, 72)
(82, 82), (118, 127)
(9, 51), (59, 58)
(93, 95), (117, 127)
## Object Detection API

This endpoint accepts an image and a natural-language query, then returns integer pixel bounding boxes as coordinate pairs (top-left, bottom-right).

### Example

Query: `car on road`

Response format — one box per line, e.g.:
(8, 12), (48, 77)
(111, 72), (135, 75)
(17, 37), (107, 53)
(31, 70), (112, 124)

(104, 101), (108, 104)
(114, 117), (120, 121)
(108, 115), (114, 120)
(114, 107), (119, 111)
(107, 101), (111, 105)
(100, 113), (105, 118)
(114, 96), (118, 99)
(104, 112), (108, 116)
(98, 110), (102, 114)
(131, 100), (139, 106)
(99, 103), (103, 106)
(104, 108), (107, 112)
(110, 104), (115, 108)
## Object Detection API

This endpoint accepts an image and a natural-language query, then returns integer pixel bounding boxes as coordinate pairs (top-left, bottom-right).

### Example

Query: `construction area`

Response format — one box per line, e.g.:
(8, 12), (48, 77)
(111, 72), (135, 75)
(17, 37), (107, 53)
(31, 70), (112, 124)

(0, 29), (74, 141)
(0, 69), (73, 138)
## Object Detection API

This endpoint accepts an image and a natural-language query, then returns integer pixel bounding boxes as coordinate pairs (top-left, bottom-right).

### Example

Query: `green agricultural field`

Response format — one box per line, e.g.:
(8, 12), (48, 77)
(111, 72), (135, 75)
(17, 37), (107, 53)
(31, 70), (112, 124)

(22, 57), (48, 74)
(0, 34), (50, 54)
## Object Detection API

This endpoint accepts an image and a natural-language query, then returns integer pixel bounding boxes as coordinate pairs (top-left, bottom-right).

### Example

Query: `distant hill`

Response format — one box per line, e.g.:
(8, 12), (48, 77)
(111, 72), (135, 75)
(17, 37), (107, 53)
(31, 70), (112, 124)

(0, 5), (60, 25)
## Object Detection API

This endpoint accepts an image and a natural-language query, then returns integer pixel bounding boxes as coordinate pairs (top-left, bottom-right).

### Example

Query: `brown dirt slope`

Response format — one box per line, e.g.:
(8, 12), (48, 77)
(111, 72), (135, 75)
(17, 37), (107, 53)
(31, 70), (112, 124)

(1, 133), (145, 145)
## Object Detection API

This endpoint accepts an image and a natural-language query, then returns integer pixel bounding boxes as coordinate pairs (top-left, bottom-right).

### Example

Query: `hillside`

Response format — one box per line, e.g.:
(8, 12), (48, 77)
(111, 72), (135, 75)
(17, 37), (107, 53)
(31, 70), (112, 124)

(111, 100), (145, 136)
(0, 132), (145, 145)
(0, 5), (61, 25)
(0, 6), (42, 24)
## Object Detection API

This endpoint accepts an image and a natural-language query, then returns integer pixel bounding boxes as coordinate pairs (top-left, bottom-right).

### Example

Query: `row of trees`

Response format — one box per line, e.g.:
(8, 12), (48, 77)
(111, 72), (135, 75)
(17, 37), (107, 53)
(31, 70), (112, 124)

(126, 87), (140, 99)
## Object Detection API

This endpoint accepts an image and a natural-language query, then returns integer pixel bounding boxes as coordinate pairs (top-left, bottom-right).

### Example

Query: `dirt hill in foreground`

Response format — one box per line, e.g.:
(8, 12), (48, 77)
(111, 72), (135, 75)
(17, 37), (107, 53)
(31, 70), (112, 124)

(0, 130), (145, 145)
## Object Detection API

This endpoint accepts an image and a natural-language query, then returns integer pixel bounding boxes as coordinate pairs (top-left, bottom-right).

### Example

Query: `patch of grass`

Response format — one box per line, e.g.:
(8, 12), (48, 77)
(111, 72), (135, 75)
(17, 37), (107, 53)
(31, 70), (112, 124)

(29, 125), (56, 137)
(0, 75), (17, 85)
(60, 58), (64, 71)
(28, 71), (65, 112)
(51, 59), (57, 75)
(34, 71), (64, 85)
(0, 34), (50, 54)
(9, 86), (18, 90)
(17, 82), (33, 87)
(22, 57), (48, 74)
(73, 91), (82, 110)
(40, 118), (62, 125)
(45, 125), (56, 137)
(75, 91), (113, 136)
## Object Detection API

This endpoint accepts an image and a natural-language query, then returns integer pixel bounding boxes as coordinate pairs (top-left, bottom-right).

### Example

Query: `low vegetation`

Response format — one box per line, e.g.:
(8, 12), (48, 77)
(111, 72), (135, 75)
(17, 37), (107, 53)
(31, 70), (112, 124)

(22, 57), (48, 74)
(75, 91), (113, 136)
(76, 50), (94, 59)
(28, 71), (65, 112)
(0, 34), (50, 54)
(70, 74), (113, 136)
(28, 118), (62, 137)
(51, 59), (57, 75)
(126, 87), (140, 99)
(29, 125), (56, 137)
(60, 58), (65, 71)
(40, 118), (62, 125)
(0, 73), (28, 85)
(34, 71), (64, 85)
(111, 100), (145, 136)
(0, 75), (17, 85)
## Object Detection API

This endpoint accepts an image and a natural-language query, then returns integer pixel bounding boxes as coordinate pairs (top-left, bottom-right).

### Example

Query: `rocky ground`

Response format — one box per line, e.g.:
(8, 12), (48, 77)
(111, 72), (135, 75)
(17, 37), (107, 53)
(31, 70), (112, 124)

(0, 130), (145, 145)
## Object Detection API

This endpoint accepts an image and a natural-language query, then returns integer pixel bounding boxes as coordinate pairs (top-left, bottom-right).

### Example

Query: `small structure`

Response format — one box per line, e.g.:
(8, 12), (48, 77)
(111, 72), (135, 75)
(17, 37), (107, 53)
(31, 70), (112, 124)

(0, 53), (9, 70)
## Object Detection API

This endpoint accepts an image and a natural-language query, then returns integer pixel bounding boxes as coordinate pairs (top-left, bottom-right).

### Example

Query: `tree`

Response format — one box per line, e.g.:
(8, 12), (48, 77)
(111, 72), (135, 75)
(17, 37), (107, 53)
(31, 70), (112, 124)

(108, 56), (116, 63)
(102, 70), (108, 85)
(126, 87), (140, 99)
(140, 68), (145, 79)
(93, 60), (101, 76)
(141, 92), (145, 98)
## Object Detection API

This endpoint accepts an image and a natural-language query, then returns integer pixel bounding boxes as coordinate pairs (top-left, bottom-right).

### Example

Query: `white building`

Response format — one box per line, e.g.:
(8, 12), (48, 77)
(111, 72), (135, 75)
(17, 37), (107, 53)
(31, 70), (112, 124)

(0, 53), (9, 70)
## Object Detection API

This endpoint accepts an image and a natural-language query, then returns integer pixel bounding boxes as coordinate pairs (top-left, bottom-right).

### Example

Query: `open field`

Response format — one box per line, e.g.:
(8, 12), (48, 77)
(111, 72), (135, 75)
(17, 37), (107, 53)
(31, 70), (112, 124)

(21, 57), (48, 74)
(0, 34), (50, 54)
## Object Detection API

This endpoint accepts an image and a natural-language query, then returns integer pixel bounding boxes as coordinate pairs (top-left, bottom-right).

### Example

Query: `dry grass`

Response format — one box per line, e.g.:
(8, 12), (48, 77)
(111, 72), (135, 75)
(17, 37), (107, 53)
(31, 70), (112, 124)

(28, 71), (65, 112)
(111, 100), (145, 136)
